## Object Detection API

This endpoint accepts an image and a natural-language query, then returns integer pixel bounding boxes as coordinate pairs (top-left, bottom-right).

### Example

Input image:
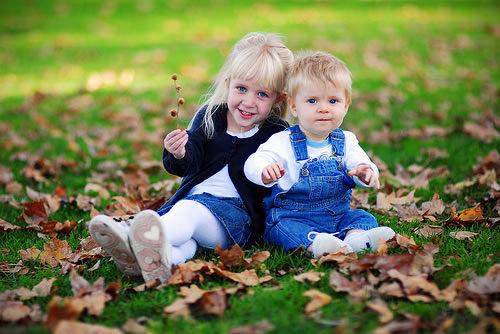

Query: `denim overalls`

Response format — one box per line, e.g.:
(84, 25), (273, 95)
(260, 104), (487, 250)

(264, 125), (378, 251)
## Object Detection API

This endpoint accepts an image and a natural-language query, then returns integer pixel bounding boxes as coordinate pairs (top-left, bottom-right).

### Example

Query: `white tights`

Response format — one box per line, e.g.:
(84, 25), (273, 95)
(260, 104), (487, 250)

(159, 200), (230, 265)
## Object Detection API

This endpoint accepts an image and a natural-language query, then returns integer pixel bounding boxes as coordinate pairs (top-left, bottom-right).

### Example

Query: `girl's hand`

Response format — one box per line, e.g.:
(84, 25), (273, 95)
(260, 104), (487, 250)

(164, 129), (188, 159)
(348, 164), (380, 189)
(262, 162), (285, 185)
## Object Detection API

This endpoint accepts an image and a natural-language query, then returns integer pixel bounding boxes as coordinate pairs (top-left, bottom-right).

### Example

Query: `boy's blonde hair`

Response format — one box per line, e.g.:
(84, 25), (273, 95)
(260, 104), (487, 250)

(288, 51), (352, 106)
(197, 32), (293, 138)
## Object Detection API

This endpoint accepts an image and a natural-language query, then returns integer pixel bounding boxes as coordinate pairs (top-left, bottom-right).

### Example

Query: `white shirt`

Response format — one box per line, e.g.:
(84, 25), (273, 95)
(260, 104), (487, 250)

(244, 129), (378, 191)
(189, 125), (260, 198)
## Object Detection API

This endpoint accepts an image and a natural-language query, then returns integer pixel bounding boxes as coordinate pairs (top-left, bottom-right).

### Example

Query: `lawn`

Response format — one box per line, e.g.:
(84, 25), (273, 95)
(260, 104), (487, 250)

(0, 1), (498, 333)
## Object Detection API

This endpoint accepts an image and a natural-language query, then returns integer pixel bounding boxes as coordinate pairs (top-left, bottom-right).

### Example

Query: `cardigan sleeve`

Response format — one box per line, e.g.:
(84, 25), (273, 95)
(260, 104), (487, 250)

(162, 106), (208, 177)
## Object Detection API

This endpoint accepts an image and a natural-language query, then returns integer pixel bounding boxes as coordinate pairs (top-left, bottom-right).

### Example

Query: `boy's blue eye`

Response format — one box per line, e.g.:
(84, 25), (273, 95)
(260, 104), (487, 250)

(236, 86), (247, 93)
(307, 98), (317, 104)
(257, 91), (269, 98)
(329, 99), (338, 104)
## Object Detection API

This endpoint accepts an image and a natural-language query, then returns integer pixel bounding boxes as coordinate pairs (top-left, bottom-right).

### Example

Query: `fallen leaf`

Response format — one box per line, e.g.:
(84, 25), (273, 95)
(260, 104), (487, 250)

(0, 218), (21, 231)
(215, 244), (245, 268)
(294, 271), (324, 284)
(53, 320), (122, 334)
(366, 299), (393, 324)
(195, 289), (227, 316)
(303, 289), (332, 314)
(449, 231), (478, 240)
(229, 320), (274, 334)
(449, 206), (484, 226)
(22, 200), (48, 227)
(414, 225), (443, 238)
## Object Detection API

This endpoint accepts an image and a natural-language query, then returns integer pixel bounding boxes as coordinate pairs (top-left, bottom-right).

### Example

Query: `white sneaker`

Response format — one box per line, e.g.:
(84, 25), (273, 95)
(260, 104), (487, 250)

(344, 227), (395, 252)
(309, 232), (353, 258)
(88, 215), (141, 277)
(129, 210), (172, 283)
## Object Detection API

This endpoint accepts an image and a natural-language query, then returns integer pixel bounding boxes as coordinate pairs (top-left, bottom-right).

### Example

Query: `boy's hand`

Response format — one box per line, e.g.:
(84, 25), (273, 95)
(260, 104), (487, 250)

(262, 162), (285, 185)
(348, 164), (380, 189)
(164, 129), (188, 159)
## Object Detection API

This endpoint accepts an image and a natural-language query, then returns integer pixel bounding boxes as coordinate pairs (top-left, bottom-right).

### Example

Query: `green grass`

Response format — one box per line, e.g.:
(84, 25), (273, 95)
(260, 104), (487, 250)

(0, 1), (499, 333)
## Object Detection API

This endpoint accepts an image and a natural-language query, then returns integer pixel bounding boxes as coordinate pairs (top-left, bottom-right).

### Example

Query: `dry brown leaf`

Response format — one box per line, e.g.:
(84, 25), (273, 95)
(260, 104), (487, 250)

(303, 289), (332, 314)
(329, 270), (368, 300)
(22, 200), (48, 227)
(0, 218), (21, 231)
(163, 298), (191, 318)
(463, 122), (499, 143)
(414, 225), (443, 238)
(247, 250), (271, 268)
(121, 318), (150, 334)
(294, 271), (324, 284)
(229, 320), (274, 334)
(317, 251), (358, 266)
(449, 231), (478, 240)
(44, 296), (86, 330)
(449, 206), (484, 226)
(366, 299), (393, 324)
(39, 237), (74, 267)
(213, 268), (260, 286)
(196, 289), (227, 316)
(215, 244), (245, 268)
(0, 260), (29, 275)
(373, 313), (421, 334)
(84, 183), (110, 199)
(2, 302), (28, 321)
(53, 320), (122, 334)
(467, 264), (500, 295)
(419, 193), (446, 216)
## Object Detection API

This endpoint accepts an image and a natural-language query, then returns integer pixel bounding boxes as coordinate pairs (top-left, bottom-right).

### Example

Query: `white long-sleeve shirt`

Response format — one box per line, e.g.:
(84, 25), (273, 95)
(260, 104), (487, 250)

(244, 129), (378, 191)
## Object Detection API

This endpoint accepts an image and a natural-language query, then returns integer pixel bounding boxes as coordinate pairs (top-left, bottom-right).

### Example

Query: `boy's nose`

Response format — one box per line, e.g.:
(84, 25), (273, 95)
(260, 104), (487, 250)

(317, 105), (329, 113)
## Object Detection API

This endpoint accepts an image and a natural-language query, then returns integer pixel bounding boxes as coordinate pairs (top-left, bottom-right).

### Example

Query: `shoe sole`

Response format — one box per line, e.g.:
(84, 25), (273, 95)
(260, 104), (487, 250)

(129, 211), (172, 282)
(89, 217), (141, 277)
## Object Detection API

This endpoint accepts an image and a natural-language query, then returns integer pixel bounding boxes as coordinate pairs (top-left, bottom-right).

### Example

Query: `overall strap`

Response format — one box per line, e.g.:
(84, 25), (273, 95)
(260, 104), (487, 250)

(329, 128), (345, 157)
(288, 125), (308, 161)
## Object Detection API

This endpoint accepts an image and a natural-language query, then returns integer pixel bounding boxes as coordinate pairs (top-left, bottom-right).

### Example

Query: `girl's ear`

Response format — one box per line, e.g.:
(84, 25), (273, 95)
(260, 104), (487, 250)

(275, 92), (287, 104)
(288, 95), (297, 117)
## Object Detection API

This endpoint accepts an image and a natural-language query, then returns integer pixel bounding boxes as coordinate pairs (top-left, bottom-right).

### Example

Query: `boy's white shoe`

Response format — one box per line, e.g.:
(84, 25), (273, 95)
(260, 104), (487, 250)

(309, 232), (353, 258)
(88, 215), (141, 277)
(343, 227), (395, 252)
(129, 210), (173, 283)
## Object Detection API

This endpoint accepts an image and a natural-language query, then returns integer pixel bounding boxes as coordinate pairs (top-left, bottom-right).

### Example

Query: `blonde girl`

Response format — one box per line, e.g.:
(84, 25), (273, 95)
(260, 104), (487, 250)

(89, 32), (293, 282)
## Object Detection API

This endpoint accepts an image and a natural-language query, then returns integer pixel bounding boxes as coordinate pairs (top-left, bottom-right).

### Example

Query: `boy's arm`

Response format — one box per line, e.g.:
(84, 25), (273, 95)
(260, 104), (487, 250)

(162, 106), (207, 176)
(343, 131), (379, 187)
(244, 132), (288, 187)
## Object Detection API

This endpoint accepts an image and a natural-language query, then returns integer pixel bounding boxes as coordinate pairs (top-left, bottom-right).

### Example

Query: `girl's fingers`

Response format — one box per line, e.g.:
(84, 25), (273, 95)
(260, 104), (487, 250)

(165, 131), (187, 151)
(171, 134), (188, 151)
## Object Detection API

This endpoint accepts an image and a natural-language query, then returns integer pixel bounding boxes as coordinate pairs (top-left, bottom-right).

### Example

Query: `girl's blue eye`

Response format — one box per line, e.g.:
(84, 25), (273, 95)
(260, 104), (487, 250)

(307, 98), (317, 104)
(329, 99), (338, 104)
(257, 91), (269, 98)
(236, 86), (247, 93)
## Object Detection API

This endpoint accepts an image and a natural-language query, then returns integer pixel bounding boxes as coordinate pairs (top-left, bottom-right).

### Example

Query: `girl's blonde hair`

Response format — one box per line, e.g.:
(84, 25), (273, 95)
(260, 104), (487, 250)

(195, 32), (293, 138)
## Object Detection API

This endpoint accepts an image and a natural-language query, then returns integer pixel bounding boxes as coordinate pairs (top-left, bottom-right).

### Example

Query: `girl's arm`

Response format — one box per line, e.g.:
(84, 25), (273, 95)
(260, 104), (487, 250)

(343, 131), (379, 187)
(162, 106), (208, 176)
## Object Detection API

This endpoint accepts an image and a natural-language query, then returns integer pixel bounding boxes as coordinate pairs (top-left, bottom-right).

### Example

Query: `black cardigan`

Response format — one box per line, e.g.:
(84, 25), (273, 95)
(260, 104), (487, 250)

(157, 104), (288, 242)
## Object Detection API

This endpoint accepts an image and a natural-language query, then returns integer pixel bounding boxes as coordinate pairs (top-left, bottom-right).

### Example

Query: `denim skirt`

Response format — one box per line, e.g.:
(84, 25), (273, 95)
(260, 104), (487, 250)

(157, 193), (252, 247)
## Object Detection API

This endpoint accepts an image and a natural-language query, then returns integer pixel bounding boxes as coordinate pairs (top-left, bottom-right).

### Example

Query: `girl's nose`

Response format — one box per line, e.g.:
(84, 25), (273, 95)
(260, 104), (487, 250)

(242, 94), (256, 107)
